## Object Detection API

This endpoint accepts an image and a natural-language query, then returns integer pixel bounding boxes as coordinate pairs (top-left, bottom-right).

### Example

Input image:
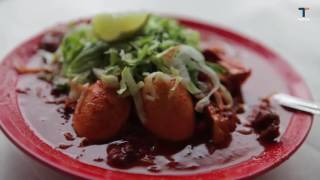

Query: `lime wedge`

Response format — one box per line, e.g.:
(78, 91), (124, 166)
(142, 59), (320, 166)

(92, 12), (149, 42)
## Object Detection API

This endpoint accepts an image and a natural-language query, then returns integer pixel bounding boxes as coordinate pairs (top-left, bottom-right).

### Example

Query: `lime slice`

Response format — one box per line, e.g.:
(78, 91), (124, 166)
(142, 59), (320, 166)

(92, 12), (149, 42)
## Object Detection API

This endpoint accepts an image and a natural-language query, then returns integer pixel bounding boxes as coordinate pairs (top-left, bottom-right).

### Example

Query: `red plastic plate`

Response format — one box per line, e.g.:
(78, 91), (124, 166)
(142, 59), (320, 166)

(0, 17), (313, 179)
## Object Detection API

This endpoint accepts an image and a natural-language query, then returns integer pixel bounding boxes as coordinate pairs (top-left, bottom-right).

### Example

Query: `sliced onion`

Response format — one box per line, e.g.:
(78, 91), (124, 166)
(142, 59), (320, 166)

(220, 84), (234, 109)
(174, 45), (221, 112)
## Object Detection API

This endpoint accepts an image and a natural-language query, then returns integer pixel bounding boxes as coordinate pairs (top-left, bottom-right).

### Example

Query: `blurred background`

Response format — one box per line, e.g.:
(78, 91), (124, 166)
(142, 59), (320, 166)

(0, 0), (319, 179)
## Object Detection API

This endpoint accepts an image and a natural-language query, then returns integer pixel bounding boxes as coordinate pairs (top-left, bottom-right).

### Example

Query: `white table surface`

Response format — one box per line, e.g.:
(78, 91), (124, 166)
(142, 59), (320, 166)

(0, 0), (319, 179)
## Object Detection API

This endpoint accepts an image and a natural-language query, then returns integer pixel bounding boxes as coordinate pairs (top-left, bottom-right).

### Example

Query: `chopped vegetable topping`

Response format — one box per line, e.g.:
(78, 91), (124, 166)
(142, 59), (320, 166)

(55, 13), (231, 113)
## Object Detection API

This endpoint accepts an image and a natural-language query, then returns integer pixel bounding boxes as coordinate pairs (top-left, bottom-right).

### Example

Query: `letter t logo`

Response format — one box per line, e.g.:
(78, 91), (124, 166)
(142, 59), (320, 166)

(298, 7), (310, 18)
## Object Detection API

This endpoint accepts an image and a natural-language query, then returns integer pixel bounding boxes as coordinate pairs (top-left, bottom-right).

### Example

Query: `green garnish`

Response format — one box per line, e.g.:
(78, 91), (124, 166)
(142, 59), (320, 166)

(59, 15), (200, 84)
(65, 41), (108, 77)
(54, 13), (232, 112)
(206, 61), (227, 75)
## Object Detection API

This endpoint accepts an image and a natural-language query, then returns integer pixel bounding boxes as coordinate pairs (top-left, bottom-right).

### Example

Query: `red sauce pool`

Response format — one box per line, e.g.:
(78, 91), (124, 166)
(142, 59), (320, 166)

(16, 36), (291, 175)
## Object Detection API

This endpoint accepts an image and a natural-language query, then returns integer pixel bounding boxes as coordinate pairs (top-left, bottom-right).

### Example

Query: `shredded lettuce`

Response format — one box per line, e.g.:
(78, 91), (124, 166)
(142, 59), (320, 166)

(93, 68), (119, 87)
(120, 67), (140, 95)
(64, 42), (108, 77)
(59, 24), (109, 80)
(71, 71), (92, 84)
(206, 61), (227, 75)
(59, 15), (200, 83)
(60, 25), (98, 66)
(55, 14), (233, 113)
(120, 67), (146, 123)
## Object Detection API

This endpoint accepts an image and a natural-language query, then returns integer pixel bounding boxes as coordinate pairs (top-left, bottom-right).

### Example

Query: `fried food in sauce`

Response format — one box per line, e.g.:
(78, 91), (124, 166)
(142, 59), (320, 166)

(73, 80), (131, 142)
(141, 72), (195, 141)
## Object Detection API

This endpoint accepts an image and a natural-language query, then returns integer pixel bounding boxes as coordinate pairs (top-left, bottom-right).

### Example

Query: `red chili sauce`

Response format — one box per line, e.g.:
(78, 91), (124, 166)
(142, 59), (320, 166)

(16, 31), (291, 175)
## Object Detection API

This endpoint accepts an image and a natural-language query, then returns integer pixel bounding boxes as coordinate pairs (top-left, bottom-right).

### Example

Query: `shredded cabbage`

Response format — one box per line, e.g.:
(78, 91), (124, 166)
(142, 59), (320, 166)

(93, 68), (119, 87)
(120, 67), (146, 123)
(54, 14), (233, 115)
